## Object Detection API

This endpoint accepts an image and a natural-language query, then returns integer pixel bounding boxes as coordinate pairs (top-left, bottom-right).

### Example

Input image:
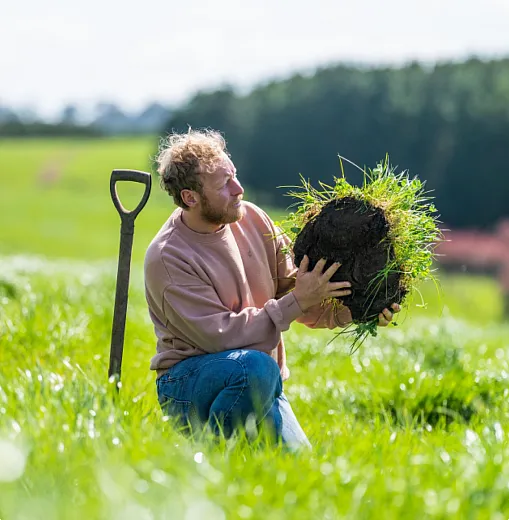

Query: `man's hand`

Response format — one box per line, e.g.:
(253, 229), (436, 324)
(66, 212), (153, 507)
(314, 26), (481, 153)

(293, 255), (352, 312)
(378, 303), (401, 327)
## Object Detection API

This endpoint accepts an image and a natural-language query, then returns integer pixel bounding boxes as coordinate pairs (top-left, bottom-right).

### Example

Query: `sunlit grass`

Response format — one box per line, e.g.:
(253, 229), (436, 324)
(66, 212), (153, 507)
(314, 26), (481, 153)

(1, 255), (509, 519)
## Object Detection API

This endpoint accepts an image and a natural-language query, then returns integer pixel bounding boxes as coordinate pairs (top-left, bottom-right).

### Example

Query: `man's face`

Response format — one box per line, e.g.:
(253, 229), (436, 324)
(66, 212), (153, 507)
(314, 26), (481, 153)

(198, 154), (245, 226)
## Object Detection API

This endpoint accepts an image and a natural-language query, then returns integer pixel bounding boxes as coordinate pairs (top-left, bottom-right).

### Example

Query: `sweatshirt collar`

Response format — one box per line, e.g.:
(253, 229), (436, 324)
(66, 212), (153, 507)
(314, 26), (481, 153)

(173, 208), (231, 243)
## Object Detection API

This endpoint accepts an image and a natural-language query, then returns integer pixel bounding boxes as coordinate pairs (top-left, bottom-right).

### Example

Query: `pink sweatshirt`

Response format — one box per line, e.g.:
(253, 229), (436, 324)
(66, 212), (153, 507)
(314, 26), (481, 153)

(144, 201), (352, 380)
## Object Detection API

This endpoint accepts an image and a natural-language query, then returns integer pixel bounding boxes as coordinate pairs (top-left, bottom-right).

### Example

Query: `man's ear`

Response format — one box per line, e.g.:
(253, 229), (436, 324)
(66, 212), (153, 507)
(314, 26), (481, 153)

(181, 189), (199, 208)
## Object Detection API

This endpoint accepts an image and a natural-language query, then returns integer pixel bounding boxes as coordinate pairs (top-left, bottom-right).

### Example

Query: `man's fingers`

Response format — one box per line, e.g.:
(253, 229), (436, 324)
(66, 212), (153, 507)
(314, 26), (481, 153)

(298, 255), (309, 274)
(323, 261), (341, 280)
(330, 281), (351, 290)
(312, 257), (327, 273)
(391, 303), (401, 313)
(382, 308), (393, 321)
(329, 289), (352, 298)
(378, 313), (390, 326)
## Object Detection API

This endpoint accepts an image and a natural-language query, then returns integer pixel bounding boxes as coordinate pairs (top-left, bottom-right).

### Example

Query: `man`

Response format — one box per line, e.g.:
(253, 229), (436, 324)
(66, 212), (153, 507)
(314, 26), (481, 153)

(144, 129), (399, 450)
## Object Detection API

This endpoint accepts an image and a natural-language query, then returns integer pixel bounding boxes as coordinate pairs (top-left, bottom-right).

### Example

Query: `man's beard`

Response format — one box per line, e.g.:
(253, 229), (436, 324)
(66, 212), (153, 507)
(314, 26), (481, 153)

(200, 195), (243, 226)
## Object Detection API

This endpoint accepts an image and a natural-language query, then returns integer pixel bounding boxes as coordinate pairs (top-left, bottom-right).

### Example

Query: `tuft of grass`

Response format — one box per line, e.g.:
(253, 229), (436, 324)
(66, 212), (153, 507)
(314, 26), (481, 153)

(275, 155), (443, 349)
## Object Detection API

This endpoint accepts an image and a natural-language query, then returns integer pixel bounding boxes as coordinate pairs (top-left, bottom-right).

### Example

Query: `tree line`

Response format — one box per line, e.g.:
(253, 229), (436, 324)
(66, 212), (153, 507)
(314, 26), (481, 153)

(0, 102), (171, 137)
(162, 57), (509, 230)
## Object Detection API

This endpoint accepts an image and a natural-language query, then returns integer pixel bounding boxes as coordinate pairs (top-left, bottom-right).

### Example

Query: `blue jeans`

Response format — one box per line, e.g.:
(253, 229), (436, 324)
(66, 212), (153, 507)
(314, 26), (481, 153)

(156, 349), (311, 450)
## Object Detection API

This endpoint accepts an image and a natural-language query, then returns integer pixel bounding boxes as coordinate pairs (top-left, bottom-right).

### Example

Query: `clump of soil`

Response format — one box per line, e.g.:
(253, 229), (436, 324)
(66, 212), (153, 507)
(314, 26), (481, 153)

(293, 197), (407, 321)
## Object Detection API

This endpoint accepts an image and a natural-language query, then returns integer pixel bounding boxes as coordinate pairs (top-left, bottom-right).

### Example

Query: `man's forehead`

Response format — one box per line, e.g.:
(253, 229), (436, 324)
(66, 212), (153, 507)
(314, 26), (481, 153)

(210, 155), (236, 177)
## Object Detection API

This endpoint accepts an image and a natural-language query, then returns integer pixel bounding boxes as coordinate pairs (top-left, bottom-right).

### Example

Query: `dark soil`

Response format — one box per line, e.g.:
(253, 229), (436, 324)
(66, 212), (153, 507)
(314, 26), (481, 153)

(293, 197), (407, 322)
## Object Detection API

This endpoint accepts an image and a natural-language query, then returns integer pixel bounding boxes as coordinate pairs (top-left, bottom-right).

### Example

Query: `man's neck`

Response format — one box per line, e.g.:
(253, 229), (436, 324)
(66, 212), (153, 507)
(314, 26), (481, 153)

(181, 210), (224, 234)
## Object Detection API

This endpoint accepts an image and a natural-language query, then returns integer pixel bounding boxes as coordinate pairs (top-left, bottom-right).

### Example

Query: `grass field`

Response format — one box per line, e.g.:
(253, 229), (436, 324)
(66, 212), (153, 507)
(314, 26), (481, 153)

(1, 138), (508, 519)
(0, 137), (284, 263)
(0, 137), (168, 263)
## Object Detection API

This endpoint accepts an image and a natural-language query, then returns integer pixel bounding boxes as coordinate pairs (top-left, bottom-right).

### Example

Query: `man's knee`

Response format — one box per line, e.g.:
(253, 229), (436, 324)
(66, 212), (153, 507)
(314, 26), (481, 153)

(234, 350), (282, 396)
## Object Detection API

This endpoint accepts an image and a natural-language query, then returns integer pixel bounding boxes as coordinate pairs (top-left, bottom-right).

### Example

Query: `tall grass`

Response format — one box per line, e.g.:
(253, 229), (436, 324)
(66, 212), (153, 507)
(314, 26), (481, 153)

(1, 255), (509, 519)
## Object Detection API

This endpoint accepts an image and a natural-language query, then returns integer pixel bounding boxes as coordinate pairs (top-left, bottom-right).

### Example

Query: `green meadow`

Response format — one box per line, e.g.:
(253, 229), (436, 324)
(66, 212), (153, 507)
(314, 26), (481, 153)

(1, 138), (508, 519)
(0, 138), (283, 263)
(0, 137), (167, 263)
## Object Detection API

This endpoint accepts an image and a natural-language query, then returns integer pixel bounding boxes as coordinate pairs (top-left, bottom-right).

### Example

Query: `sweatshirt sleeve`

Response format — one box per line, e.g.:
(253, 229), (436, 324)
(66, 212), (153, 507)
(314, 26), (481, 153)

(272, 224), (353, 330)
(162, 281), (304, 354)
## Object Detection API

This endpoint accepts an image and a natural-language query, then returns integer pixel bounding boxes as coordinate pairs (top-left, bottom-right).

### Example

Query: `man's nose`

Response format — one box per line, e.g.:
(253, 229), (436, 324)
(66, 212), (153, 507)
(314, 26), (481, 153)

(231, 178), (244, 196)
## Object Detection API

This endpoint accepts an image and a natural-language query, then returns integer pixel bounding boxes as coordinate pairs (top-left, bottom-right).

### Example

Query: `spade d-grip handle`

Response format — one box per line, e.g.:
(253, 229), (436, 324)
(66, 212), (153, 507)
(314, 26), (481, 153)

(110, 169), (152, 230)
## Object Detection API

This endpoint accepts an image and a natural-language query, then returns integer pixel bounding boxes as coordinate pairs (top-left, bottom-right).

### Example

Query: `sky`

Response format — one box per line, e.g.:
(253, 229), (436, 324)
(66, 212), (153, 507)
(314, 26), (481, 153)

(2, 0), (509, 119)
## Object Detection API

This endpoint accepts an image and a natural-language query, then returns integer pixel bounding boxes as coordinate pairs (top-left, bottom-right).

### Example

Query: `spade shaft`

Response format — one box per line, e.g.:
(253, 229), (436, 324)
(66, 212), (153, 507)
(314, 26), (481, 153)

(109, 169), (151, 384)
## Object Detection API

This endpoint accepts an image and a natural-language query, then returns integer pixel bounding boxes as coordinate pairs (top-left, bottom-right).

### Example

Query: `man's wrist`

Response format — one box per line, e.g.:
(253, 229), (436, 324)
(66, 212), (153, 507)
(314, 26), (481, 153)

(293, 292), (312, 313)
(278, 292), (306, 326)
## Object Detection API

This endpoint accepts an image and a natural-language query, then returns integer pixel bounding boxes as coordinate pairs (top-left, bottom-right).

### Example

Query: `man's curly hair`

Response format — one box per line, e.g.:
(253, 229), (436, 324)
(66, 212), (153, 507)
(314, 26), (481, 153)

(156, 128), (228, 209)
